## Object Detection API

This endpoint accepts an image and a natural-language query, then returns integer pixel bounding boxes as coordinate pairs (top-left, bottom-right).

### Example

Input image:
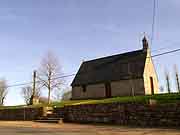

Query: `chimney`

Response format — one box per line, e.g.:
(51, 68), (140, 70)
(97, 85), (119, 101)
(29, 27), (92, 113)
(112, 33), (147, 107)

(142, 36), (149, 51)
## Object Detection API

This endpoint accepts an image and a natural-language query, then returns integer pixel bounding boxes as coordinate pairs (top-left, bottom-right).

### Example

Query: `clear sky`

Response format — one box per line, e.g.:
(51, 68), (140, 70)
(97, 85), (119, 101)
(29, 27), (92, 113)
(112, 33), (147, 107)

(0, 0), (180, 105)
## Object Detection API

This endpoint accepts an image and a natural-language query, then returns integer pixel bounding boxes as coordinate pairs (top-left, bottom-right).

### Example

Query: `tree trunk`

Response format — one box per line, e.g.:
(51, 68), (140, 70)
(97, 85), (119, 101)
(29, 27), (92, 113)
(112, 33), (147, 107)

(176, 74), (180, 93)
(48, 86), (51, 104)
(48, 72), (51, 105)
(167, 77), (171, 93)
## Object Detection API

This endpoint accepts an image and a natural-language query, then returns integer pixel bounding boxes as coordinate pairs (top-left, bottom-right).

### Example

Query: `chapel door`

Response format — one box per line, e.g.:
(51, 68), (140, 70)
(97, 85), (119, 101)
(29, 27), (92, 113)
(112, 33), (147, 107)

(150, 77), (154, 95)
(105, 82), (111, 98)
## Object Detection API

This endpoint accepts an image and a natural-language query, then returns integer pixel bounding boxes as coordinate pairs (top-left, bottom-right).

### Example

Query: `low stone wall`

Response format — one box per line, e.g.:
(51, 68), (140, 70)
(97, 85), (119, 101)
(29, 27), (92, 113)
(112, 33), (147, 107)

(53, 107), (65, 118)
(60, 103), (180, 127)
(0, 107), (43, 121)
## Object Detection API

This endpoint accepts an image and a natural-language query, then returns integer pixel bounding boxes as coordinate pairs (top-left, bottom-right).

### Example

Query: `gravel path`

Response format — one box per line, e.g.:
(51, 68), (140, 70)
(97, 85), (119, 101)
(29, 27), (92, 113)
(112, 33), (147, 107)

(0, 121), (180, 135)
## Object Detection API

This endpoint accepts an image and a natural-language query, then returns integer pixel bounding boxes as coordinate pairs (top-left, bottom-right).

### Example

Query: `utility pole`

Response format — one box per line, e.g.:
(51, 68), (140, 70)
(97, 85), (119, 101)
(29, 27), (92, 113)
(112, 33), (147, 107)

(30, 70), (37, 105)
(32, 70), (37, 97)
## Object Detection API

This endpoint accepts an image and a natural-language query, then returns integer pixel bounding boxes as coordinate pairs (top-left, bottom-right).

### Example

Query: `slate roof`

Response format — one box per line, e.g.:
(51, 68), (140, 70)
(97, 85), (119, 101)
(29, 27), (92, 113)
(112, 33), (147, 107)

(71, 49), (147, 87)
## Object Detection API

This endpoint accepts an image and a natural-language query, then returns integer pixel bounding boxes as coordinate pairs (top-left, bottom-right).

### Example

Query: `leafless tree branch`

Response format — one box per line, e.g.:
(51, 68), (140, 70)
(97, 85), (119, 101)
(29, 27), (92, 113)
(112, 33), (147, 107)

(37, 51), (64, 104)
(0, 79), (8, 106)
(21, 86), (41, 105)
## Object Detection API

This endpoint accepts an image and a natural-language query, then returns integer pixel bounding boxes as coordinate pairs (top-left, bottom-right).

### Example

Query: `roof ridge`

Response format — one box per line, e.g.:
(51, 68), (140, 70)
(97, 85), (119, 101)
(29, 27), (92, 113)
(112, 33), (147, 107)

(84, 49), (143, 63)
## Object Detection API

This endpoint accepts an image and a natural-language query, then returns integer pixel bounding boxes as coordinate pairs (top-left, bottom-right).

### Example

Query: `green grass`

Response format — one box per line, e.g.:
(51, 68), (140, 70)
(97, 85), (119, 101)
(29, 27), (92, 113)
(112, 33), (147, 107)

(52, 93), (180, 108)
(1, 93), (180, 109)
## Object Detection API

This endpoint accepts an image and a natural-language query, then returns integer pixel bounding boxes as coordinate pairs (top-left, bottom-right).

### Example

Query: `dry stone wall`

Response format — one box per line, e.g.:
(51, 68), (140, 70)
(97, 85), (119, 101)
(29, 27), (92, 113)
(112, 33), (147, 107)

(60, 103), (180, 127)
(0, 107), (43, 120)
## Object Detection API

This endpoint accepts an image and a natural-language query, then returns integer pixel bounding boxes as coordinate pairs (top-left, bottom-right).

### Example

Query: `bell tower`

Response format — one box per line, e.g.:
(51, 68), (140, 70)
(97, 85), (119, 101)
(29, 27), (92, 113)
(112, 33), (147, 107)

(142, 36), (149, 51)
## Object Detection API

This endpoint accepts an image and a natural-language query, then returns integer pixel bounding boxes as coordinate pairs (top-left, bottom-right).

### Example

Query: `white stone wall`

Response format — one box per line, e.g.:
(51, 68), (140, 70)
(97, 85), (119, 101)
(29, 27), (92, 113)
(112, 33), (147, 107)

(143, 50), (159, 95)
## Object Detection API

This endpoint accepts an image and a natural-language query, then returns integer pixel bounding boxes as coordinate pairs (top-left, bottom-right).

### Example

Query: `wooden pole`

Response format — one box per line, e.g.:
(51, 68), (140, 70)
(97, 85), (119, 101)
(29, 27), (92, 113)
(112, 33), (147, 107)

(30, 70), (37, 105)
(32, 70), (37, 97)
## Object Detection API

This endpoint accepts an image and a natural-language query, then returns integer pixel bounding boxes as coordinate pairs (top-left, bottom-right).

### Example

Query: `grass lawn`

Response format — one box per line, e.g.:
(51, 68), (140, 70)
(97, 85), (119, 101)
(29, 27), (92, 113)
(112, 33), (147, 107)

(1, 93), (180, 109)
(51, 93), (180, 108)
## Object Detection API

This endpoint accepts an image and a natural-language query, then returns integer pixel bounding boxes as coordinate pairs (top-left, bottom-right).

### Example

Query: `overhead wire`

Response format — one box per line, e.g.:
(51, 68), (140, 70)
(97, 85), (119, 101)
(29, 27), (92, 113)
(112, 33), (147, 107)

(151, 0), (157, 45)
(6, 0), (180, 89)
(6, 47), (180, 88)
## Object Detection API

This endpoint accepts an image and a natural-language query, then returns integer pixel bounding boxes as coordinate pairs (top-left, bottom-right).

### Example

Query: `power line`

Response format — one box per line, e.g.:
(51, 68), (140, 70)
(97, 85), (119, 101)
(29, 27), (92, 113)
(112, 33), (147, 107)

(52, 74), (76, 80)
(7, 74), (76, 88)
(152, 39), (180, 53)
(7, 82), (33, 88)
(152, 48), (180, 58)
(151, 0), (157, 45)
(6, 47), (180, 89)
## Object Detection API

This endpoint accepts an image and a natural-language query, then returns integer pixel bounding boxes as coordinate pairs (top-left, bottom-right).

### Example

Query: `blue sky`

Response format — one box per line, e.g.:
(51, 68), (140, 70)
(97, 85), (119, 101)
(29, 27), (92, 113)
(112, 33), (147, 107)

(0, 0), (180, 105)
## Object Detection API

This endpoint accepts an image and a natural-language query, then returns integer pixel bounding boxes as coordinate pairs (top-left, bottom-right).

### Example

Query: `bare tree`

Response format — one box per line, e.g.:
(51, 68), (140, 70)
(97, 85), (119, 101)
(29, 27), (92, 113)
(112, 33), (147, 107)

(52, 86), (71, 101)
(53, 89), (62, 101)
(165, 70), (171, 93)
(0, 79), (8, 106)
(38, 51), (64, 104)
(159, 86), (164, 93)
(62, 90), (72, 101)
(21, 86), (41, 105)
(61, 86), (72, 101)
(174, 65), (180, 93)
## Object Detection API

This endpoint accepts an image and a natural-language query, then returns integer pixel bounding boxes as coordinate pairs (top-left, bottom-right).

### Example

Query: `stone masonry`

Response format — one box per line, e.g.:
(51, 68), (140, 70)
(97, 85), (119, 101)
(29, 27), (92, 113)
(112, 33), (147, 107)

(60, 103), (180, 127)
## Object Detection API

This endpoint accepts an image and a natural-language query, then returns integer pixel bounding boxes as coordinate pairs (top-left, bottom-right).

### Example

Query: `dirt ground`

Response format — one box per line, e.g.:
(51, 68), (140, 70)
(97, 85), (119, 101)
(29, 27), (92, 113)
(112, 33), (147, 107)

(0, 121), (180, 135)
